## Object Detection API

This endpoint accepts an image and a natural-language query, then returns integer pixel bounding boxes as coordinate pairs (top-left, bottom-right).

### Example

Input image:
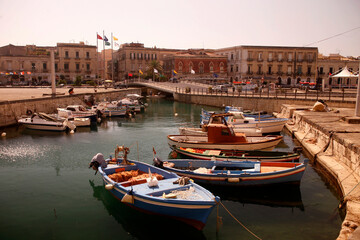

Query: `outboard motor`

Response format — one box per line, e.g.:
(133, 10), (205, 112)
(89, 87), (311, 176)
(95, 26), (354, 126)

(153, 157), (164, 168)
(89, 153), (107, 175)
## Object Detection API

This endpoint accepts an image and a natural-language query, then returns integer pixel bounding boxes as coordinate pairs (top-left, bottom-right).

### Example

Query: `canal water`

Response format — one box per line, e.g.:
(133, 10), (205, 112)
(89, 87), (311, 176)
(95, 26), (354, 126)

(0, 98), (343, 240)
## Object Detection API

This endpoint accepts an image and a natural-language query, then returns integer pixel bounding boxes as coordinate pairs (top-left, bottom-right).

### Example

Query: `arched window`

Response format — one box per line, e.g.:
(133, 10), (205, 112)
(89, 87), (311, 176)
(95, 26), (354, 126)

(178, 62), (183, 73)
(220, 62), (224, 73)
(189, 62), (194, 73)
(287, 77), (291, 85)
(209, 62), (214, 73)
(199, 62), (204, 74)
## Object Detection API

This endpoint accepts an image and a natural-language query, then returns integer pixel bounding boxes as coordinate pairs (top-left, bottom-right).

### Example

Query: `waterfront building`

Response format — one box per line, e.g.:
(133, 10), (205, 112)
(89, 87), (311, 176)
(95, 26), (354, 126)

(56, 42), (97, 83)
(317, 53), (359, 88)
(0, 44), (55, 85)
(0, 42), (97, 85)
(214, 45), (318, 86)
(112, 42), (181, 81)
(162, 49), (228, 83)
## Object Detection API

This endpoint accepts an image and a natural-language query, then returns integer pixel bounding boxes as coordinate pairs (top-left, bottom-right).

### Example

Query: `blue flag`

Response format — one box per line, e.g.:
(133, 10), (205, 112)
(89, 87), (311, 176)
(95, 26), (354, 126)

(213, 73), (218, 78)
(104, 36), (109, 42)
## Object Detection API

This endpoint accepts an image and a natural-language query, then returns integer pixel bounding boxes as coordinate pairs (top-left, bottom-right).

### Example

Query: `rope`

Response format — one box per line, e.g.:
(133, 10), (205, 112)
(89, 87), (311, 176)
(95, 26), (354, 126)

(219, 201), (262, 240)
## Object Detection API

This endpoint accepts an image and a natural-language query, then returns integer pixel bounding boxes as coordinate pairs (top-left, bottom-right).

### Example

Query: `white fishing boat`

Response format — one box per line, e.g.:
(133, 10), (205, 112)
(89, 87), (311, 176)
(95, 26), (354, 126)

(168, 114), (282, 151)
(95, 101), (129, 117)
(18, 112), (76, 131)
(58, 105), (99, 122)
(57, 109), (91, 127)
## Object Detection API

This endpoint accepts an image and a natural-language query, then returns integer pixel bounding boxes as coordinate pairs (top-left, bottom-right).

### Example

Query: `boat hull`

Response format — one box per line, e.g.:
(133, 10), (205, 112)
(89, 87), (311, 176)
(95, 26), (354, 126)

(160, 160), (307, 186)
(172, 147), (300, 162)
(18, 118), (67, 131)
(168, 135), (282, 151)
(98, 160), (218, 230)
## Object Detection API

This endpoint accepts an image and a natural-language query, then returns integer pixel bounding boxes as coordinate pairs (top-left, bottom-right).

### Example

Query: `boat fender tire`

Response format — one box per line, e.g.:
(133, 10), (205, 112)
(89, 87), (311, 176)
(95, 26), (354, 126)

(153, 157), (163, 168)
(26, 109), (33, 115)
(228, 178), (241, 183)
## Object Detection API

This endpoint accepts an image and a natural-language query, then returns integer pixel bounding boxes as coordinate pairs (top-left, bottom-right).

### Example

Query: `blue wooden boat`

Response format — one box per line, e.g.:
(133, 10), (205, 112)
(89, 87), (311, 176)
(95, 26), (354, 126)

(154, 158), (308, 187)
(89, 147), (220, 230)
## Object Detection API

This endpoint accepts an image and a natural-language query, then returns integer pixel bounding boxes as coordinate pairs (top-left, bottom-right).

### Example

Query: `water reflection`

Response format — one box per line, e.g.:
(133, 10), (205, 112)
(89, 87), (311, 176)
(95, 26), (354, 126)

(205, 184), (304, 211)
(89, 180), (207, 239)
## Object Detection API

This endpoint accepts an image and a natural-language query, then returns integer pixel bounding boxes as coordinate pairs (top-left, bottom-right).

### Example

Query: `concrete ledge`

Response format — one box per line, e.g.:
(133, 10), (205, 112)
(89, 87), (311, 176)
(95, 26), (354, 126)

(283, 104), (360, 240)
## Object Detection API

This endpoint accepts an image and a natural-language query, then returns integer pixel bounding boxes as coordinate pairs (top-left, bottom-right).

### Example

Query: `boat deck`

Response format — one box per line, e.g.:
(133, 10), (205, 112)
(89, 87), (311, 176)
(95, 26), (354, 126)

(261, 166), (291, 173)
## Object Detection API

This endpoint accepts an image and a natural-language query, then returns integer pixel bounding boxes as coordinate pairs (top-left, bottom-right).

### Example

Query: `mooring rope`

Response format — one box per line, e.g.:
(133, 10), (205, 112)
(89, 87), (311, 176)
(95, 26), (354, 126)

(219, 201), (262, 240)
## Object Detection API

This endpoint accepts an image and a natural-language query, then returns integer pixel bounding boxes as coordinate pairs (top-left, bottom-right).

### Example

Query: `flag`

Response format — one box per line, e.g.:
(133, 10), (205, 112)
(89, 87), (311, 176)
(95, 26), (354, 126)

(139, 70), (143, 75)
(104, 36), (108, 42)
(27, 71), (31, 74)
(113, 36), (118, 41)
(153, 147), (156, 155)
(191, 69), (195, 74)
(173, 70), (177, 74)
(128, 73), (133, 77)
(154, 69), (158, 73)
(213, 73), (218, 78)
(97, 34), (103, 40)
(105, 41), (110, 46)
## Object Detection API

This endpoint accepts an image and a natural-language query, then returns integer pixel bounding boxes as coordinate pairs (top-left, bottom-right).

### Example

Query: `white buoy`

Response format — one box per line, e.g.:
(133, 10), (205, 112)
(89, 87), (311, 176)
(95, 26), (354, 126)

(70, 130), (75, 134)
(174, 113), (178, 116)
(1, 132), (6, 137)
(105, 184), (114, 190)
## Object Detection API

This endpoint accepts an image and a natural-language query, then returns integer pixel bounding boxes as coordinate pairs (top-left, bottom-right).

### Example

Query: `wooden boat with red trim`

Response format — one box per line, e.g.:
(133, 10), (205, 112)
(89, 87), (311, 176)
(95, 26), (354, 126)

(89, 146), (219, 230)
(171, 146), (301, 162)
(168, 114), (283, 151)
(154, 158), (308, 186)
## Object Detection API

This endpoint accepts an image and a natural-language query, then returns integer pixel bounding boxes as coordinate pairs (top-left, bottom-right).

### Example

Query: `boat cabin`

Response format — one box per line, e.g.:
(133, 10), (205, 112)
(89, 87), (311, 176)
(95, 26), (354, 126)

(207, 114), (247, 143)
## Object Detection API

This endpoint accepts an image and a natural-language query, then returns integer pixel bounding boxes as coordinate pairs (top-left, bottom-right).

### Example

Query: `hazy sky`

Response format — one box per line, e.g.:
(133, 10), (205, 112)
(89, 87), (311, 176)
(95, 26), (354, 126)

(1, 0), (360, 56)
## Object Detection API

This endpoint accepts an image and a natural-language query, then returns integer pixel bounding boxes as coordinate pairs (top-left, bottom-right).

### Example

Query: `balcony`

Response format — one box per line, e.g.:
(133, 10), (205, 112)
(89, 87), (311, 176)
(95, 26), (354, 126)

(75, 70), (81, 73)
(276, 71), (283, 75)
(85, 70), (92, 74)
(287, 59), (293, 62)
(247, 58), (254, 61)
(257, 71), (264, 75)
(257, 58), (263, 62)
(246, 71), (253, 75)
(297, 59), (303, 63)
(267, 59), (273, 62)
(43, 69), (48, 73)
(64, 69), (70, 73)
(307, 59), (314, 63)
(277, 59), (283, 62)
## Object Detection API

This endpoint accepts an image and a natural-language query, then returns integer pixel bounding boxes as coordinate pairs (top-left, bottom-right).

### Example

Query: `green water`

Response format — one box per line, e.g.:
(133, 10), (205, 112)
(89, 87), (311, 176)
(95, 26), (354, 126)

(0, 98), (343, 240)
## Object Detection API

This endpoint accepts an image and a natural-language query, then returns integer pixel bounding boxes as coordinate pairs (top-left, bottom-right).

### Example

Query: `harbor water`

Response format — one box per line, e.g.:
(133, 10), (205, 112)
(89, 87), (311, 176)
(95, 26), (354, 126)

(0, 98), (343, 239)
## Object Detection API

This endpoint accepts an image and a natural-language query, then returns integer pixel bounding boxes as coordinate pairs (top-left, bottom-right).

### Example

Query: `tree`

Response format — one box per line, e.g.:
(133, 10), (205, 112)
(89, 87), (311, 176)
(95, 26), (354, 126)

(146, 60), (163, 81)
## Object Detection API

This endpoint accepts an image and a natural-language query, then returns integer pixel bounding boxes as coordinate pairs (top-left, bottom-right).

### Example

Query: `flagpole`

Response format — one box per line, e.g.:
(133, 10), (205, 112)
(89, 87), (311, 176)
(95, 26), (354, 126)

(96, 32), (98, 83)
(103, 31), (106, 81)
(111, 32), (114, 81)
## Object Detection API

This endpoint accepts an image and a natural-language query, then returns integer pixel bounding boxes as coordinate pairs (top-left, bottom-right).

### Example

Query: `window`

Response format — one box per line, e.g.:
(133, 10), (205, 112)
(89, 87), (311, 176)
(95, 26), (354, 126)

(287, 66), (292, 74)
(298, 53), (303, 61)
(307, 66), (311, 74)
(220, 62), (224, 73)
(231, 53), (234, 60)
(248, 65), (252, 73)
(86, 52), (90, 58)
(236, 65), (239, 72)
(258, 52), (263, 60)
(230, 65), (233, 72)
(76, 51), (79, 58)
(76, 63), (80, 70)
(65, 51), (69, 58)
(64, 63), (69, 70)
(278, 53), (283, 61)
(43, 63), (47, 70)
(288, 53), (292, 61)
(31, 63), (36, 70)
(268, 66), (272, 74)
(189, 62), (194, 73)
(258, 65), (262, 74)
(55, 63), (58, 71)
(199, 62), (204, 73)
(329, 67), (333, 74)
(278, 65), (282, 73)
(319, 67), (324, 74)
(86, 64), (90, 70)
(307, 53), (313, 61)
(268, 52), (273, 61)
(178, 62), (183, 73)
(297, 65), (302, 74)
(209, 62), (214, 73)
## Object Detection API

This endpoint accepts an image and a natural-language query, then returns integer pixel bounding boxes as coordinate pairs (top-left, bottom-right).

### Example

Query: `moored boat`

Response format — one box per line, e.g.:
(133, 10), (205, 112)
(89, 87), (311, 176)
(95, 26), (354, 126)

(169, 114), (282, 151)
(154, 158), (308, 186)
(18, 112), (76, 131)
(171, 146), (301, 162)
(89, 146), (219, 230)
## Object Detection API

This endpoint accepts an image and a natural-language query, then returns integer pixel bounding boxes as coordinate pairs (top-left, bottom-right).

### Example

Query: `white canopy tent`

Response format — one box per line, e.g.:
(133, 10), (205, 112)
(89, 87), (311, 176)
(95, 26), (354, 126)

(328, 66), (358, 89)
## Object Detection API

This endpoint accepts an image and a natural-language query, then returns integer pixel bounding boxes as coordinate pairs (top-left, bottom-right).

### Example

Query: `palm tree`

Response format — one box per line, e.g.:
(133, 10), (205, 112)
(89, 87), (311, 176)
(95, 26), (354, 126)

(147, 60), (163, 81)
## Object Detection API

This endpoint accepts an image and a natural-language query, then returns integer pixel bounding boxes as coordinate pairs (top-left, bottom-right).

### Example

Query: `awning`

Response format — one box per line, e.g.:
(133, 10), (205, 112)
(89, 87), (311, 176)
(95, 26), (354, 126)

(330, 66), (358, 78)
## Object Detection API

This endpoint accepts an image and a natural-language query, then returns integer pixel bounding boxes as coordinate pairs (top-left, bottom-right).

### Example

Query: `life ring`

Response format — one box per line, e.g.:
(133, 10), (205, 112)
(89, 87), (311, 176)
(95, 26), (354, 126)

(26, 109), (33, 115)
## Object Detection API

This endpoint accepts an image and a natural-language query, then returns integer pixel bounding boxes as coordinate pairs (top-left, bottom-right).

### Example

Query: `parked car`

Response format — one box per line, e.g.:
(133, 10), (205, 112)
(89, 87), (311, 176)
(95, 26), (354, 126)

(213, 85), (228, 93)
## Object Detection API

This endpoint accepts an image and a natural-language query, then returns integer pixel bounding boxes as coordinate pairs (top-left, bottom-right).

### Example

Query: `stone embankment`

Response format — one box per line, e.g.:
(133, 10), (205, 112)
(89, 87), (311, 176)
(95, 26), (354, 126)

(276, 104), (360, 240)
(0, 88), (141, 128)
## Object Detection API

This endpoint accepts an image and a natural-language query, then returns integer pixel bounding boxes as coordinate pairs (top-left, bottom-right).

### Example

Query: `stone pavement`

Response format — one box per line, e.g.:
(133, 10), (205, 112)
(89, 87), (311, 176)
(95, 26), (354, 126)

(0, 86), (116, 102)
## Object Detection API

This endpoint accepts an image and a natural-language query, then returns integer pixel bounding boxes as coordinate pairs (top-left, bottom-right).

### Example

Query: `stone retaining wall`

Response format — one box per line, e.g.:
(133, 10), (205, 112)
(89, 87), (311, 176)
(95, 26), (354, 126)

(174, 93), (355, 113)
(0, 89), (140, 128)
(277, 105), (360, 240)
